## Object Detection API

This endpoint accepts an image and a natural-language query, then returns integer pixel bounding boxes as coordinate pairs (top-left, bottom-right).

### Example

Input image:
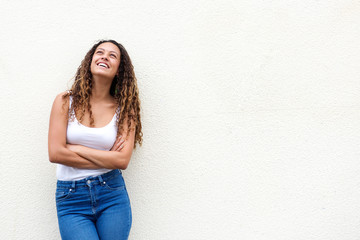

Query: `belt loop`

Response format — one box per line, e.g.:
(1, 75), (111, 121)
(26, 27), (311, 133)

(98, 175), (105, 185)
(70, 181), (76, 192)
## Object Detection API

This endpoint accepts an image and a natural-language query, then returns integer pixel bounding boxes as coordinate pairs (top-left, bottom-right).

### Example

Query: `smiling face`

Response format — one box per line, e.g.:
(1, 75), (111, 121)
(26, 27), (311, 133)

(90, 42), (121, 80)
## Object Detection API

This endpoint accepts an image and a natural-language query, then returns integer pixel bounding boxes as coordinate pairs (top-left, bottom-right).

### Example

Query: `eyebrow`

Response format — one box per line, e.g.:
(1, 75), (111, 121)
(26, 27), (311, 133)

(97, 48), (120, 57)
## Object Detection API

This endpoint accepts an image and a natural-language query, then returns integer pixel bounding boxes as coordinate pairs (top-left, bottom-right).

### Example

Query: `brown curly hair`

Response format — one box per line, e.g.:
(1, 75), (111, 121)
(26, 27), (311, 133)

(62, 39), (143, 148)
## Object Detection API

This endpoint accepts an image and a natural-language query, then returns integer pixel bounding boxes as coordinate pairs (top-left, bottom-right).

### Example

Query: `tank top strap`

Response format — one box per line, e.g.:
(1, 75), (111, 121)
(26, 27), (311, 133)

(68, 95), (73, 108)
(68, 94), (74, 119)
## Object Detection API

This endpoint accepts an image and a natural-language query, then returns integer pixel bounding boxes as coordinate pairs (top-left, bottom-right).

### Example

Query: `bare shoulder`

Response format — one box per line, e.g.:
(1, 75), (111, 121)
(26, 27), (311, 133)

(55, 91), (69, 102)
(51, 91), (70, 114)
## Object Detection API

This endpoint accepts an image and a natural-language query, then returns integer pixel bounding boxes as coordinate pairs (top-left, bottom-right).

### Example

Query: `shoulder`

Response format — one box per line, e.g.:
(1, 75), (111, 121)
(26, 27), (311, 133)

(53, 91), (68, 101)
(51, 91), (70, 113)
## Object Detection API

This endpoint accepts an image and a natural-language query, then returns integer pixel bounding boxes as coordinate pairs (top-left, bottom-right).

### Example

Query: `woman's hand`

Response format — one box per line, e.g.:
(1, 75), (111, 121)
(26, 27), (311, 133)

(66, 135), (125, 154)
(66, 136), (125, 154)
(64, 129), (134, 169)
(111, 135), (125, 152)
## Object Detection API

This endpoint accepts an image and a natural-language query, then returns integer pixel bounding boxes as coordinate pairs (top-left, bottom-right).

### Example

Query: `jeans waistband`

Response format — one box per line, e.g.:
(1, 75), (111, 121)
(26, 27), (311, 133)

(56, 169), (122, 189)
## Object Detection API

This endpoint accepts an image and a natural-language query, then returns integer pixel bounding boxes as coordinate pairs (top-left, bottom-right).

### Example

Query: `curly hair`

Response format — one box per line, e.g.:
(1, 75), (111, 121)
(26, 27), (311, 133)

(62, 39), (143, 149)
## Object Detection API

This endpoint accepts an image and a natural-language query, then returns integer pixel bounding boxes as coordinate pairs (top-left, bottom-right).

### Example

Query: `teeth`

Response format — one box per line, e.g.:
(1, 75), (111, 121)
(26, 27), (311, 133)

(98, 63), (108, 68)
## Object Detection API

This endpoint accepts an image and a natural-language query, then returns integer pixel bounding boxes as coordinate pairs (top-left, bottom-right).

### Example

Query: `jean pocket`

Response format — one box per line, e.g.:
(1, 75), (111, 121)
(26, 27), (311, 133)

(55, 188), (73, 203)
(104, 175), (125, 191)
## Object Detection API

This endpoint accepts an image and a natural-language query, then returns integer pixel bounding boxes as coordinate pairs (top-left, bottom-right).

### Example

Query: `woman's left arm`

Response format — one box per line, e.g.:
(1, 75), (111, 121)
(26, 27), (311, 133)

(67, 123), (136, 170)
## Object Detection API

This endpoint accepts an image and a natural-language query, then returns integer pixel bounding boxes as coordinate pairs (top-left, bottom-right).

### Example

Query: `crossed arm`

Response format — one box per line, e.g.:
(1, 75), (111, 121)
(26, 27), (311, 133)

(48, 92), (135, 170)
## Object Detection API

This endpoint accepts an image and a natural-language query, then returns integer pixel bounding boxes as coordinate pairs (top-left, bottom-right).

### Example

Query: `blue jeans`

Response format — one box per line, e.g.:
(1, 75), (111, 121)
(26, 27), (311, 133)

(56, 169), (132, 240)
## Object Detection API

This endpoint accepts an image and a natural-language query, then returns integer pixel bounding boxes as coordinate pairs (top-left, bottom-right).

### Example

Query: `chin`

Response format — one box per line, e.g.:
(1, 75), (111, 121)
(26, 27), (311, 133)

(92, 71), (115, 80)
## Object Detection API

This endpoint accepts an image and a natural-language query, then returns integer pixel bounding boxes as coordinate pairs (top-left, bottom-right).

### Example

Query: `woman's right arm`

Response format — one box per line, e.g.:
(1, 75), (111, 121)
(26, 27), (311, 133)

(48, 92), (101, 169)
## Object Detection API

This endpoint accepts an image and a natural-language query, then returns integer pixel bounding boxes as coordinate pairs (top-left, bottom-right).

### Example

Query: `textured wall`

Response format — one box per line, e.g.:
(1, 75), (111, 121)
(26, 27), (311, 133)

(1, 0), (360, 239)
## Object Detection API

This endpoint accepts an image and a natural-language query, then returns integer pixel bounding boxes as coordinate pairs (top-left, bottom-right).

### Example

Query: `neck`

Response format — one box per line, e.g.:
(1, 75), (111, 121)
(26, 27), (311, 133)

(91, 75), (113, 101)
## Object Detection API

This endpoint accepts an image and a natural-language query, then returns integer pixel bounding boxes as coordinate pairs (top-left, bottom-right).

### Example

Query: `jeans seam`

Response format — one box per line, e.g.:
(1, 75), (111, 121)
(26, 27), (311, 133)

(104, 171), (120, 182)
(125, 194), (132, 240)
(104, 184), (125, 191)
(55, 189), (73, 204)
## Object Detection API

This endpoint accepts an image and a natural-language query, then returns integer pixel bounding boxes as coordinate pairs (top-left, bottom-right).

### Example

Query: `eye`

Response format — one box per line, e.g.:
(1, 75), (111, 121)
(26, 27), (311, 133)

(96, 50), (103, 54)
(110, 54), (117, 58)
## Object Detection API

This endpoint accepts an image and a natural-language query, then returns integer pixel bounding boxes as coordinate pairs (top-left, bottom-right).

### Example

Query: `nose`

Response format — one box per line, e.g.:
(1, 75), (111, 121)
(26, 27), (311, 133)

(101, 56), (108, 61)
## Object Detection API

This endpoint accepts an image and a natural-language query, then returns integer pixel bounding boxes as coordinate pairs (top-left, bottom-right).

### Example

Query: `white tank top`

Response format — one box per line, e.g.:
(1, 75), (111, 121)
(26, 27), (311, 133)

(56, 96), (118, 180)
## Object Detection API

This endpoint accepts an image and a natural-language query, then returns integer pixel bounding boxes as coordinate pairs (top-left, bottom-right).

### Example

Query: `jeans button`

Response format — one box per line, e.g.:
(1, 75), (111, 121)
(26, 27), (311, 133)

(87, 180), (91, 185)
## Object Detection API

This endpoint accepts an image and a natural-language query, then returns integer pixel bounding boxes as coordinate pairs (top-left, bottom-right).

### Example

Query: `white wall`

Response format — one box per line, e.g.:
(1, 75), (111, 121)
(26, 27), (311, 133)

(1, 0), (359, 239)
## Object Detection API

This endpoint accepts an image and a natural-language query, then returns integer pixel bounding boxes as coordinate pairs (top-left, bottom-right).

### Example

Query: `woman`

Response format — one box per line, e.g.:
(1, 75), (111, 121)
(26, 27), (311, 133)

(48, 39), (142, 240)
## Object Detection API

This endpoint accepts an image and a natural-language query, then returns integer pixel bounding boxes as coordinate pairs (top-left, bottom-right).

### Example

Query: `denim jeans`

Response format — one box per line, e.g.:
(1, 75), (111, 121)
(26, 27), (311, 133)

(56, 169), (132, 240)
